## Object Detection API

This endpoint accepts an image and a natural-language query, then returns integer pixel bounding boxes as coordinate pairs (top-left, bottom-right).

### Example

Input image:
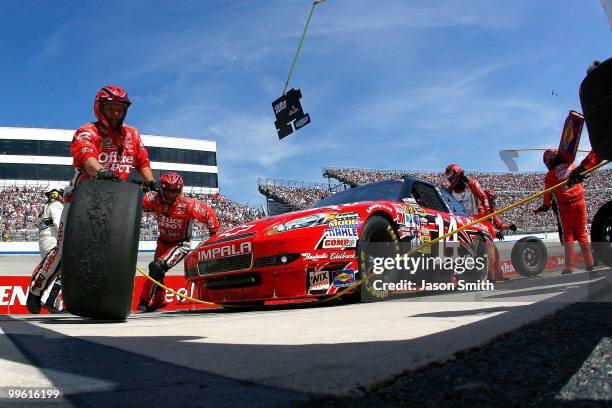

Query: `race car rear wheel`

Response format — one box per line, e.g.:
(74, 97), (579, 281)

(356, 215), (399, 302)
(591, 200), (612, 267)
(511, 236), (548, 277)
(62, 180), (143, 321)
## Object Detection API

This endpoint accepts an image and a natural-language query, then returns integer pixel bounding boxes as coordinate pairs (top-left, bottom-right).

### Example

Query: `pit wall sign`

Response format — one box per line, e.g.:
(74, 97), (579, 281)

(0, 276), (213, 315)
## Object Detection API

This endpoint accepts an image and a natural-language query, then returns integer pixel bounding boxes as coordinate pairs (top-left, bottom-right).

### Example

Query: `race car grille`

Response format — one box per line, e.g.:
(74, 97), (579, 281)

(205, 272), (261, 290)
(198, 254), (252, 275)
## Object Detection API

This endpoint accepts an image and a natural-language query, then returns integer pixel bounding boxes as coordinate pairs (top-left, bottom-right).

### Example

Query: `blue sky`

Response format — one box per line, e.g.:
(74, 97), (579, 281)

(1, 0), (609, 205)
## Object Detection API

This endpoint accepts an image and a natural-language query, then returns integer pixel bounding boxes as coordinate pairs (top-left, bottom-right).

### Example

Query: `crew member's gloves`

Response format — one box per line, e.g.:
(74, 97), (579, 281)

(144, 179), (162, 195)
(495, 231), (505, 240)
(534, 204), (550, 214)
(508, 223), (517, 232)
(97, 168), (120, 181)
(567, 165), (587, 187)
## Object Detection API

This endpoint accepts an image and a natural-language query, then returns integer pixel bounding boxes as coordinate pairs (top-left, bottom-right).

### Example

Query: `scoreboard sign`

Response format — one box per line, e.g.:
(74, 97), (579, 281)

(272, 88), (311, 139)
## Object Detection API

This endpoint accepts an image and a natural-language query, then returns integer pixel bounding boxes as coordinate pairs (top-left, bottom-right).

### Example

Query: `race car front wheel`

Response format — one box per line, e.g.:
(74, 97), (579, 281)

(457, 234), (489, 283)
(62, 180), (143, 321)
(356, 215), (399, 302)
(591, 200), (612, 267)
(511, 236), (548, 277)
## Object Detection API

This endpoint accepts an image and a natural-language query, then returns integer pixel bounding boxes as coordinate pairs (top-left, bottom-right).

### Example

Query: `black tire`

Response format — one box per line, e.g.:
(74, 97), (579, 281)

(356, 215), (399, 302)
(591, 200), (612, 267)
(579, 57), (612, 159)
(62, 180), (143, 321)
(458, 234), (489, 283)
(511, 236), (548, 277)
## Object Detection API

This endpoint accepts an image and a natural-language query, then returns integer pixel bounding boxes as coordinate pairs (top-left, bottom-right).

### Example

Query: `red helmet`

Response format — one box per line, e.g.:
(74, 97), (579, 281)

(445, 163), (464, 189)
(93, 86), (131, 131)
(543, 149), (558, 169)
(160, 172), (184, 194)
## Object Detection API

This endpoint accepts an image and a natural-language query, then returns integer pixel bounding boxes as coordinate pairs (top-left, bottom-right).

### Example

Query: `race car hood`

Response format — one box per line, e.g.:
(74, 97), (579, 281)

(206, 207), (337, 243)
(204, 202), (390, 245)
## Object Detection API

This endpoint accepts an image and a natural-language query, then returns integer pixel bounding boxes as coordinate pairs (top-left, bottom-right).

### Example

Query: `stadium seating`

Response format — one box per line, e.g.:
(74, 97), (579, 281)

(258, 167), (612, 235)
(0, 186), (264, 242)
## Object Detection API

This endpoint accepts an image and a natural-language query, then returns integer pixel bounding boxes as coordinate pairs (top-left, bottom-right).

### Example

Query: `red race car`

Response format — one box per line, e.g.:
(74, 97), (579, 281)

(184, 177), (498, 305)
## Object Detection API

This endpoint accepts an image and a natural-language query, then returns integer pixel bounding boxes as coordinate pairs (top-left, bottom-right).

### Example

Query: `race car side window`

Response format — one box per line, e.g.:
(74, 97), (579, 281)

(440, 189), (470, 217)
(410, 182), (447, 213)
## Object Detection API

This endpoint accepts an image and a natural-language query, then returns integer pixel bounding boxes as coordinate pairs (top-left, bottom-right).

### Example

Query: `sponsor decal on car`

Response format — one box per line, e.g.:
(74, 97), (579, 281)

(309, 269), (330, 291)
(323, 238), (357, 249)
(332, 269), (356, 288)
(197, 242), (252, 261)
(319, 215), (360, 249)
(365, 203), (394, 214)
(330, 252), (355, 260)
(301, 252), (329, 261)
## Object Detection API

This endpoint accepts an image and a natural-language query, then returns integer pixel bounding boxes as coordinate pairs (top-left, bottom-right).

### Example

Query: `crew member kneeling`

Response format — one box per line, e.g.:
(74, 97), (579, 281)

(139, 172), (219, 312)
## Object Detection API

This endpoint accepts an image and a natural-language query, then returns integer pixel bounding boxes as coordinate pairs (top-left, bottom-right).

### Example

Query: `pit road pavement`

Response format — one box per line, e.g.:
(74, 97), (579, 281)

(0, 264), (609, 408)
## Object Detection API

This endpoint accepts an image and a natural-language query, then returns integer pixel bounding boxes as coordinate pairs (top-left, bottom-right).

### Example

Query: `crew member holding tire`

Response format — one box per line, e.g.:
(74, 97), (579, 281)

(138, 172), (219, 312)
(567, 150), (603, 187)
(36, 185), (65, 313)
(534, 149), (594, 274)
(26, 85), (160, 314)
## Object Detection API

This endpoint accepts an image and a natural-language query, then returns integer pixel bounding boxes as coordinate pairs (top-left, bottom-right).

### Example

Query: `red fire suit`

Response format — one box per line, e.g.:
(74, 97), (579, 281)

(450, 179), (505, 281)
(30, 122), (151, 297)
(543, 162), (594, 271)
(139, 192), (220, 307)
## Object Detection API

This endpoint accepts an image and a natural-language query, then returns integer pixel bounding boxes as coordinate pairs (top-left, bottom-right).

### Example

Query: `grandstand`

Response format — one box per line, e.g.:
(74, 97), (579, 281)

(0, 127), (263, 242)
(258, 167), (612, 235)
(258, 177), (340, 215)
(0, 127), (219, 193)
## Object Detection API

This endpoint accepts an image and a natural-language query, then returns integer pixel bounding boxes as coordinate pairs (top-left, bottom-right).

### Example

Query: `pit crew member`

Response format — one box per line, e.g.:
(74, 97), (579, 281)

(534, 149), (594, 274)
(445, 164), (514, 281)
(138, 172), (220, 312)
(37, 185), (64, 312)
(27, 85), (160, 314)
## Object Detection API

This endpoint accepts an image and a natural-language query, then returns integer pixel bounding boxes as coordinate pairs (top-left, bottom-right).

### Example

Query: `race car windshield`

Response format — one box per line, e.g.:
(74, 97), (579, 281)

(312, 179), (403, 208)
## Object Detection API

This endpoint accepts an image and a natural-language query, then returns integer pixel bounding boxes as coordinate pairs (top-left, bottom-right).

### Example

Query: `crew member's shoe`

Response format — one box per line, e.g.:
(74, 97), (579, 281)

(586, 265), (594, 272)
(561, 269), (573, 275)
(26, 291), (42, 314)
(146, 290), (168, 312)
(137, 300), (150, 312)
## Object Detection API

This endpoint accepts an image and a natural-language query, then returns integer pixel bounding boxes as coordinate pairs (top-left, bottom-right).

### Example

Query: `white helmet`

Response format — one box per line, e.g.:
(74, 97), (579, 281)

(45, 184), (64, 198)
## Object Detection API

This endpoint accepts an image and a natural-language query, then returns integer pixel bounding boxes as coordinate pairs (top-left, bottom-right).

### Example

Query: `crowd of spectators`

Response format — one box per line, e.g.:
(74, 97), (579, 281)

(2, 164), (610, 242)
(258, 184), (329, 210)
(0, 186), (46, 242)
(0, 186), (264, 242)
(322, 167), (612, 193)
(259, 167), (612, 234)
